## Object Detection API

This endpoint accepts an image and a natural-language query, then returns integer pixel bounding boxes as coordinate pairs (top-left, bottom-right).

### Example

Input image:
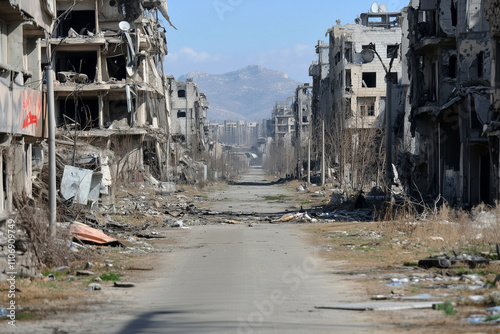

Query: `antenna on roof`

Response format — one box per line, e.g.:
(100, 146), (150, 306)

(379, 4), (387, 12)
(370, 2), (379, 13)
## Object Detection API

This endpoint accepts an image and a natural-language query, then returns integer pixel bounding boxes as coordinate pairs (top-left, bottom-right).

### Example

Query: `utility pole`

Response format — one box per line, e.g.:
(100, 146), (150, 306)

(322, 119), (325, 185)
(385, 74), (393, 191)
(308, 138), (311, 184)
(47, 62), (56, 238)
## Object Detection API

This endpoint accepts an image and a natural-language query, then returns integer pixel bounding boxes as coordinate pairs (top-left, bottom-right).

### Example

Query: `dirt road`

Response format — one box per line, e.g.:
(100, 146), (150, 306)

(2, 167), (393, 333)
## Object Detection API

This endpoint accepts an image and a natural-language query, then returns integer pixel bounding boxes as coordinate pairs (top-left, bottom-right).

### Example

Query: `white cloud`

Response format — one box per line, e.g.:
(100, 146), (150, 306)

(168, 47), (214, 63)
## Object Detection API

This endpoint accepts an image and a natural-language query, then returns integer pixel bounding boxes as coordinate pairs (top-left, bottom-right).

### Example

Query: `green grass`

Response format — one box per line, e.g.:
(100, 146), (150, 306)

(403, 262), (419, 267)
(265, 194), (287, 201)
(485, 315), (500, 322)
(435, 301), (457, 315)
(100, 272), (121, 281)
(16, 312), (39, 321)
(47, 283), (60, 290)
(301, 201), (313, 205)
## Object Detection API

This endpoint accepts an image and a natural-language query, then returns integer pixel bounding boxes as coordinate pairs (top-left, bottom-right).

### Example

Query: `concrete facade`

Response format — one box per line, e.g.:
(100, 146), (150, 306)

(405, 0), (493, 206)
(0, 0), (52, 220)
(293, 83), (313, 179)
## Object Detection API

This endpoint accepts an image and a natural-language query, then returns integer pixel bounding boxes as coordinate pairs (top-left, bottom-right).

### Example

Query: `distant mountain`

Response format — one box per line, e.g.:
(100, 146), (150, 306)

(178, 65), (302, 121)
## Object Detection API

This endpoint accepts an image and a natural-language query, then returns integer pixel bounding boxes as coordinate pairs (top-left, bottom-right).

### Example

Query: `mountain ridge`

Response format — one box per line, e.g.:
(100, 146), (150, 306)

(178, 65), (302, 121)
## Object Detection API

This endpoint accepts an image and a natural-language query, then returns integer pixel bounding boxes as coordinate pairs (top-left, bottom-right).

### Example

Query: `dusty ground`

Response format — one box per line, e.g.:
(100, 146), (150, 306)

(1, 167), (500, 333)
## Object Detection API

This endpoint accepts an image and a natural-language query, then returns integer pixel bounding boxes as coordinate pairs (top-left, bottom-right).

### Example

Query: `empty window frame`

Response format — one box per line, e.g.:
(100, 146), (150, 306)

(177, 110), (186, 118)
(107, 55), (127, 80)
(448, 55), (457, 78)
(358, 97), (376, 117)
(56, 10), (96, 37)
(56, 51), (98, 81)
(178, 89), (186, 98)
(59, 98), (99, 128)
(477, 51), (484, 78)
(344, 42), (353, 63)
(362, 72), (377, 88)
(387, 45), (399, 59)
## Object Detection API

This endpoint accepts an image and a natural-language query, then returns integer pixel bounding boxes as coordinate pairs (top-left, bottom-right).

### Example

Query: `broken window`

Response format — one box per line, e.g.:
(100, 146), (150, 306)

(387, 72), (398, 84)
(177, 110), (186, 118)
(477, 51), (484, 79)
(108, 100), (131, 124)
(56, 10), (96, 38)
(346, 69), (352, 92)
(358, 97), (376, 117)
(107, 55), (126, 80)
(344, 42), (352, 63)
(451, 0), (458, 26)
(387, 45), (399, 59)
(362, 72), (377, 88)
(335, 51), (341, 65)
(302, 116), (308, 123)
(178, 90), (186, 98)
(59, 98), (99, 129)
(56, 51), (97, 82)
(448, 55), (457, 78)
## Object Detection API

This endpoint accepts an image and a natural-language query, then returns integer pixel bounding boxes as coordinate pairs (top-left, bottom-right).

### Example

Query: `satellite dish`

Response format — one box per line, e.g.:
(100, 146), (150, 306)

(361, 49), (375, 63)
(379, 4), (387, 12)
(118, 21), (130, 32)
(370, 2), (379, 13)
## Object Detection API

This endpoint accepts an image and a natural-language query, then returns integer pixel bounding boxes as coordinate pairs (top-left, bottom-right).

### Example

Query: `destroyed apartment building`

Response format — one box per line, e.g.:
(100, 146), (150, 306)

(0, 0), (52, 221)
(42, 1), (210, 200)
(168, 76), (210, 181)
(45, 0), (175, 198)
(404, 0), (494, 206)
(293, 83), (313, 179)
(0, 0), (52, 277)
(325, 10), (403, 189)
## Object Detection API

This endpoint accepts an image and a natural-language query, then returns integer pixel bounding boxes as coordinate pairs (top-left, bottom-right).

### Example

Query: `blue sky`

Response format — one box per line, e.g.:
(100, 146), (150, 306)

(162, 0), (408, 83)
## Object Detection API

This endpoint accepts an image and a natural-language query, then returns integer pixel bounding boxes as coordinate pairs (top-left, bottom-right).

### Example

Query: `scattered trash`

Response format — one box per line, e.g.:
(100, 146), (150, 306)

(114, 282), (136, 288)
(468, 295), (486, 303)
(171, 220), (191, 229)
(88, 283), (102, 291)
(418, 254), (489, 269)
(76, 270), (95, 276)
(316, 301), (443, 311)
(224, 220), (243, 225)
(0, 308), (8, 317)
(418, 257), (451, 269)
(55, 266), (70, 271)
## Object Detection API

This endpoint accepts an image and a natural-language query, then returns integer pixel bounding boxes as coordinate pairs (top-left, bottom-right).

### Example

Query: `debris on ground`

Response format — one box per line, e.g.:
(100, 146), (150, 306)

(70, 222), (122, 246)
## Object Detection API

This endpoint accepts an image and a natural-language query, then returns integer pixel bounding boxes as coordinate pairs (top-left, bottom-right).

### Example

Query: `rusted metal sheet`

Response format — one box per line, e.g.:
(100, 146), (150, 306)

(0, 79), (48, 138)
(70, 222), (120, 246)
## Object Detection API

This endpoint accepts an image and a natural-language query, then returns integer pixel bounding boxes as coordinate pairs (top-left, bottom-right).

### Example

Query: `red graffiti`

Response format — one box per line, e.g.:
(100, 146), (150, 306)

(22, 111), (38, 128)
(21, 93), (41, 129)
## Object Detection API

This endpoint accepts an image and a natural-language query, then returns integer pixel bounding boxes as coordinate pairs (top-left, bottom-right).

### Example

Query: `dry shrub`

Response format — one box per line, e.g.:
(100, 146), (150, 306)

(380, 195), (500, 254)
(14, 196), (92, 268)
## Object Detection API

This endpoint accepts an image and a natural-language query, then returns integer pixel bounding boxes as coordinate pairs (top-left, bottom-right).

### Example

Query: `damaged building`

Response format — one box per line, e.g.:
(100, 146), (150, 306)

(326, 10), (403, 189)
(293, 83), (313, 179)
(0, 0), (52, 220)
(0, 0), (52, 276)
(41, 0), (198, 198)
(168, 76), (210, 181)
(405, 0), (493, 206)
